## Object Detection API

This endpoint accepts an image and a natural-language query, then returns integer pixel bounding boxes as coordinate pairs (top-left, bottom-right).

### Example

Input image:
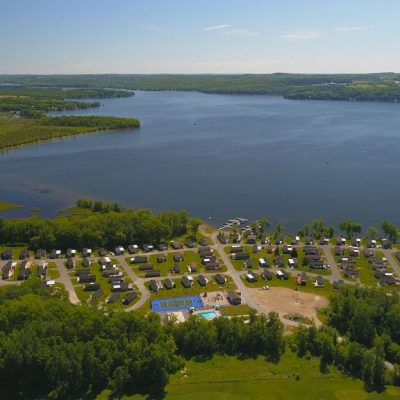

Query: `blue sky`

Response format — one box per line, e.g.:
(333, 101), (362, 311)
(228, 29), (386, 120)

(1, 0), (399, 74)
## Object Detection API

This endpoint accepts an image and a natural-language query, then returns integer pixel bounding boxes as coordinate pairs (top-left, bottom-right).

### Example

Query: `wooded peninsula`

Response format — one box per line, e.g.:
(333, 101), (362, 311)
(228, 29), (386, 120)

(0, 86), (140, 150)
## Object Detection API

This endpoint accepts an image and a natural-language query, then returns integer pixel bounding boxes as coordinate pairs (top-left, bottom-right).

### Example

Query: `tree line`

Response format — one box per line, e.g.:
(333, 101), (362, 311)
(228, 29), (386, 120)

(0, 201), (192, 250)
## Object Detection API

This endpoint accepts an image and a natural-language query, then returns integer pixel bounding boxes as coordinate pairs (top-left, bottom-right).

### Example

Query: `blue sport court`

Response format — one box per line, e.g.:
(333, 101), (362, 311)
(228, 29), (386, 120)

(151, 295), (204, 312)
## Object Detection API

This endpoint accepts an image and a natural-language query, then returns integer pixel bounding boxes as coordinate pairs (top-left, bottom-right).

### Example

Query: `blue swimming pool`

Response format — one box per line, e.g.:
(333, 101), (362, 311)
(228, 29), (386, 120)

(199, 311), (217, 319)
(151, 295), (204, 312)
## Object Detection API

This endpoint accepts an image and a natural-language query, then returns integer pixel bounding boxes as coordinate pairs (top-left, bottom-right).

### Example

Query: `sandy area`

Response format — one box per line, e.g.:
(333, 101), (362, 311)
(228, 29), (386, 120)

(249, 287), (329, 326)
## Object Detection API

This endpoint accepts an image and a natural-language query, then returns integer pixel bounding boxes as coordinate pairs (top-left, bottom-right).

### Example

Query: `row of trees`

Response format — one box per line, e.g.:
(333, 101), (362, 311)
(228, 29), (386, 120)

(0, 205), (192, 250)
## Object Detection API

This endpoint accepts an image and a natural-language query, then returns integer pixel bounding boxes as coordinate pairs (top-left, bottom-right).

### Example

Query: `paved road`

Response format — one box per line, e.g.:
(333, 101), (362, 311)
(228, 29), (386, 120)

(54, 259), (80, 304)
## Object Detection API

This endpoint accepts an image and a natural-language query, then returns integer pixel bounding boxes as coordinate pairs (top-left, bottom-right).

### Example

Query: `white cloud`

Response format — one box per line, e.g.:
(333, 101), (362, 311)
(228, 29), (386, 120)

(280, 31), (321, 40)
(202, 24), (231, 31)
(223, 29), (259, 37)
(333, 26), (372, 33)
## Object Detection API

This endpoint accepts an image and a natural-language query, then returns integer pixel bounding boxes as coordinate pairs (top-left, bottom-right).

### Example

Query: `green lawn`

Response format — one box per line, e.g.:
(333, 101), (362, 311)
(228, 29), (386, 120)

(241, 272), (334, 297)
(356, 254), (379, 286)
(222, 304), (254, 316)
(96, 352), (400, 400)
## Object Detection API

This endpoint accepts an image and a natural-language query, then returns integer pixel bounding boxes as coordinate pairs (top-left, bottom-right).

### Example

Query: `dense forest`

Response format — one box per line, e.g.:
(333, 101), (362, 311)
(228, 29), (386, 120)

(0, 279), (284, 399)
(2, 73), (400, 102)
(0, 200), (192, 249)
(0, 277), (399, 398)
(0, 86), (139, 150)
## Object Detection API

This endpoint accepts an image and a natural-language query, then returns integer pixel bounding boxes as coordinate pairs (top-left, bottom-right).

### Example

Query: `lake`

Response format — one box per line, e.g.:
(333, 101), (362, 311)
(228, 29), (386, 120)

(1, 90), (399, 230)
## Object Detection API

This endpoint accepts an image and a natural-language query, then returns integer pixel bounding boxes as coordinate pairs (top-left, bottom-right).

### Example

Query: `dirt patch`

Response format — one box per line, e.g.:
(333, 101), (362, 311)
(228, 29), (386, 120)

(249, 287), (329, 326)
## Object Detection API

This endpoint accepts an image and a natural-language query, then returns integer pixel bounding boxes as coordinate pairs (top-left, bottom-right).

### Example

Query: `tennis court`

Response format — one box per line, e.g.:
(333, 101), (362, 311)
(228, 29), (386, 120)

(151, 295), (204, 312)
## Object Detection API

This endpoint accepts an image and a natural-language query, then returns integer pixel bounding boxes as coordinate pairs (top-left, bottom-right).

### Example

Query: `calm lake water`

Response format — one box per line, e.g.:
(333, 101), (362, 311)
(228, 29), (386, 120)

(1, 91), (399, 230)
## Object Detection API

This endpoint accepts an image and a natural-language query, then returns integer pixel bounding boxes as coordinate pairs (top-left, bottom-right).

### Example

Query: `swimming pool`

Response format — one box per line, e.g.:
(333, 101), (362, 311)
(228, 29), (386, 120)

(199, 311), (217, 319)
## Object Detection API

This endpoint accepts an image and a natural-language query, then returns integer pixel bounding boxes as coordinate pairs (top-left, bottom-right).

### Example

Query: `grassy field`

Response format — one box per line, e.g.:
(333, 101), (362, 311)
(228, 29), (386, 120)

(241, 271), (335, 298)
(222, 304), (254, 316)
(96, 351), (400, 400)
(0, 200), (23, 211)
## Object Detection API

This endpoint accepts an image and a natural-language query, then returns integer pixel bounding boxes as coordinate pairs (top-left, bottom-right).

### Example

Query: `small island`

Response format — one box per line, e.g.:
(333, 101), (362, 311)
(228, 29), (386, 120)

(0, 200), (23, 212)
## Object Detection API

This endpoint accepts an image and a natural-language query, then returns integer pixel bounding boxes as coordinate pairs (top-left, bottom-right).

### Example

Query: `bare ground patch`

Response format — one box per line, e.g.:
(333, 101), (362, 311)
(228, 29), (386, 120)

(249, 287), (329, 326)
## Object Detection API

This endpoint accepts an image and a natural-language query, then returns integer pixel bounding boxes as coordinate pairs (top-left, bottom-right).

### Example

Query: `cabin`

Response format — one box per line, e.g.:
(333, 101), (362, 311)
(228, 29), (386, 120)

(164, 278), (175, 290)
(319, 237), (329, 245)
(2, 261), (16, 279)
(102, 268), (120, 277)
(114, 246), (124, 255)
(198, 246), (213, 256)
(246, 235), (257, 244)
(379, 273), (396, 286)
(108, 275), (124, 284)
(275, 257), (285, 268)
(333, 280), (344, 291)
(173, 253), (184, 262)
(349, 248), (360, 257)
(121, 292), (137, 305)
(157, 255), (167, 263)
(19, 250), (30, 260)
(343, 267), (359, 278)
(218, 233), (228, 244)
(276, 270), (288, 280)
(381, 239), (392, 249)
(171, 241), (182, 250)
(275, 235), (284, 245)
(363, 248), (374, 257)
(127, 244), (138, 254)
(336, 236), (346, 246)
(149, 280), (159, 292)
(198, 275), (208, 286)
(1, 249), (13, 260)
(185, 239), (196, 248)
(309, 260), (325, 269)
(230, 245), (244, 253)
(335, 246), (344, 256)
(131, 255), (148, 264)
(35, 249), (46, 259)
(50, 249), (61, 259)
(303, 246), (318, 256)
(145, 270), (161, 278)
(396, 251), (400, 262)
(82, 258), (91, 268)
(188, 261), (197, 273)
(157, 243), (168, 251)
(227, 291), (241, 305)
(199, 238), (208, 246)
(282, 244), (293, 254)
(367, 239), (377, 248)
(181, 275), (192, 288)
(143, 244), (154, 252)
(138, 263), (154, 271)
(82, 248), (92, 257)
(205, 262), (221, 271)
(201, 255), (217, 264)
(66, 258), (75, 269)
(352, 238), (361, 247)
(314, 276), (324, 288)
(36, 263), (47, 278)
(215, 274), (226, 285)
(253, 245), (262, 254)
(171, 264), (180, 274)
(260, 235), (269, 245)
(262, 270), (272, 280)
(246, 272), (258, 283)
(244, 258), (253, 268)
(300, 272), (307, 286)
(84, 283), (101, 292)
(259, 258), (267, 268)
(18, 260), (32, 281)
(91, 288), (104, 299)
(99, 248), (107, 257)
(267, 245), (276, 254)
(111, 282), (133, 292)
(107, 292), (120, 304)
(305, 237), (314, 245)
(99, 256), (112, 267)
(231, 252), (250, 260)
(288, 258), (298, 268)
(75, 269), (90, 276)
(66, 249), (76, 258)
(78, 274), (96, 283)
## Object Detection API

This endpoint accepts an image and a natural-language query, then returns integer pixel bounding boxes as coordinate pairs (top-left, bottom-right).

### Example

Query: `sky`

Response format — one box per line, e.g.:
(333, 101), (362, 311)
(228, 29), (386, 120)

(1, 0), (399, 74)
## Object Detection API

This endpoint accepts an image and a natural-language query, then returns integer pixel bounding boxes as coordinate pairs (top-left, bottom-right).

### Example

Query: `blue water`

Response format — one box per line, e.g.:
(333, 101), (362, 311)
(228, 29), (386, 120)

(199, 311), (218, 319)
(0, 90), (399, 230)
